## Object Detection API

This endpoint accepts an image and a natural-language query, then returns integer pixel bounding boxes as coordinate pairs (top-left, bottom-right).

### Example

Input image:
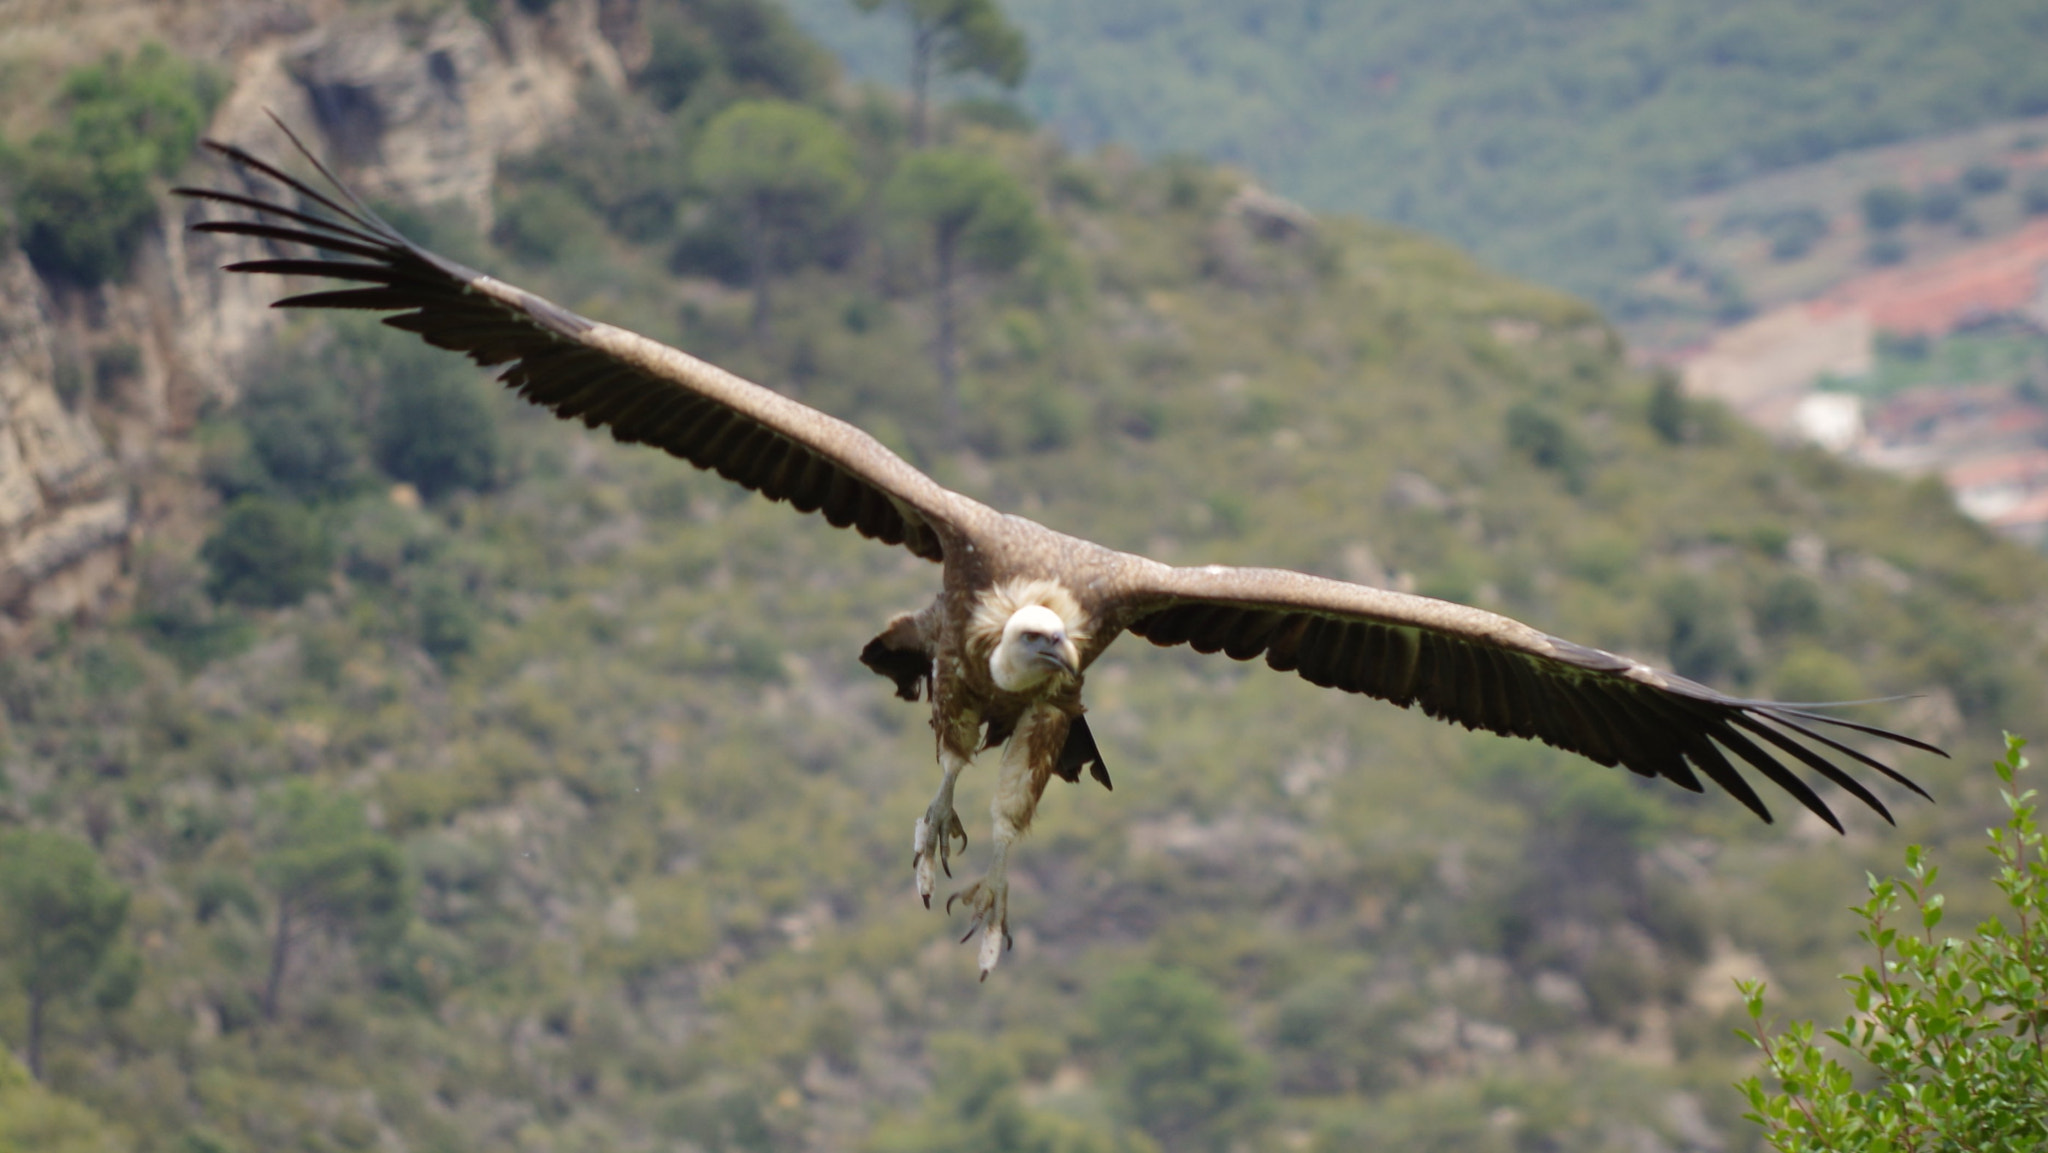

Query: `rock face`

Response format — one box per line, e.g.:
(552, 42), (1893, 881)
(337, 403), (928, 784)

(0, 0), (634, 630)
(0, 253), (127, 620)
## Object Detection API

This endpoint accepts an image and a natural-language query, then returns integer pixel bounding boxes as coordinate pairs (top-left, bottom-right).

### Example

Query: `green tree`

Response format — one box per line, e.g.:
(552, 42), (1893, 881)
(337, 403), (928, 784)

(0, 831), (130, 1081)
(694, 100), (865, 343)
(882, 149), (1040, 445)
(1091, 966), (1272, 1153)
(10, 43), (217, 287)
(237, 363), (368, 502)
(1739, 733), (2048, 1150)
(201, 496), (330, 608)
(254, 785), (411, 1020)
(851, 0), (1028, 146)
(371, 357), (502, 500)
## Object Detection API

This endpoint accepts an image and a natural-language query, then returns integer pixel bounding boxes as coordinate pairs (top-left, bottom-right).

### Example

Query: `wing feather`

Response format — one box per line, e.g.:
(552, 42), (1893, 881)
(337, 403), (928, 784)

(177, 126), (979, 562)
(1112, 563), (1939, 828)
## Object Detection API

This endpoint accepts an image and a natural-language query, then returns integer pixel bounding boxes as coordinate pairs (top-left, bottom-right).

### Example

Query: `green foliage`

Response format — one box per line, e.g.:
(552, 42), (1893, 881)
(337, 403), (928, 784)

(1503, 401), (1589, 492)
(1962, 162), (2010, 195)
(926, 0), (1029, 89)
(1739, 734), (2048, 1151)
(1647, 371), (1689, 445)
(1656, 574), (1749, 686)
(200, 497), (329, 609)
(1090, 966), (1271, 1152)
(492, 184), (608, 265)
(640, 5), (715, 112)
(694, 100), (865, 335)
(1762, 205), (1829, 261)
(791, 0), (2048, 309)
(7, 44), (217, 287)
(0, 1050), (128, 1153)
(684, 0), (838, 104)
(1860, 184), (1916, 232)
(852, 0), (1029, 142)
(867, 1036), (1153, 1153)
(1865, 235), (1909, 266)
(697, 101), (864, 218)
(883, 148), (1039, 270)
(257, 785), (411, 944)
(498, 89), (689, 245)
(411, 572), (481, 668)
(370, 358), (502, 500)
(0, 831), (130, 1079)
(2023, 173), (2048, 216)
(229, 364), (369, 502)
(254, 784), (411, 1018)
(1916, 182), (1964, 225)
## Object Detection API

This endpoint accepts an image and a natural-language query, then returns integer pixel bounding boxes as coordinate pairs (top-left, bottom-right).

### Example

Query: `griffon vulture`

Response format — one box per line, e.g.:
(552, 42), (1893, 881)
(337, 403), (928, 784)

(179, 128), (1941, 978)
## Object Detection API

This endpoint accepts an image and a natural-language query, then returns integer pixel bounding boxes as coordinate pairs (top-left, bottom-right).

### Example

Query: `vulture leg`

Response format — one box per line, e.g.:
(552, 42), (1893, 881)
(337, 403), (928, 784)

(948, 705), (1063, 979)
(913, 747), (971, 908)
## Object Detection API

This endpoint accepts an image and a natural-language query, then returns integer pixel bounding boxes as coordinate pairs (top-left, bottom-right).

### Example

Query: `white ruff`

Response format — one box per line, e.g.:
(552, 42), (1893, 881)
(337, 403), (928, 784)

(970, 578), (1088, 652)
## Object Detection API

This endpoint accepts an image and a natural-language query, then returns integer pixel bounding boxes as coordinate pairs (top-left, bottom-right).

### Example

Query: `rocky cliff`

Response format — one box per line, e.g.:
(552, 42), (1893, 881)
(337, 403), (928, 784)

(0, 0), (640, 637)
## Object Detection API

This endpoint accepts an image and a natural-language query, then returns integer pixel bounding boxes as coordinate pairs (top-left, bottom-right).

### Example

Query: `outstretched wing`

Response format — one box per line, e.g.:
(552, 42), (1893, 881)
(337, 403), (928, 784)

(176, 123), (974, 562)
(1108, 564), (1941, 830)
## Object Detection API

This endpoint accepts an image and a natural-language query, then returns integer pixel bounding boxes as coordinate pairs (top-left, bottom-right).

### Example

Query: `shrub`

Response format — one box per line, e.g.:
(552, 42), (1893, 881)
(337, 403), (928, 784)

(1505, 401), (1590, 491)
(637, 4), (713, 112)
(1865, 236), (1908, 266)
(413, 573), (481, 667)
(694, 0), (835, 102)
(1092, 965), (1272, 1152)
(201, 496), (330, 608)
(1917, 183), (1964, 224)
(1764, 205), (1829, 261)
(1962, 162), (2009, 195)
(1753, 573), (1823, 637)
(1740, 733), (2048, 1151)
(237, 365), (368, 501)
(2023, 175), (2048, 217)
(371, 363), (502, 500)
(1657, 574), (1749, 685)
(1648, 371), (1690, 444)
(492, 184), (607, 265)
(11, 44), (219, 287)
(1859, 184), (1915, 232)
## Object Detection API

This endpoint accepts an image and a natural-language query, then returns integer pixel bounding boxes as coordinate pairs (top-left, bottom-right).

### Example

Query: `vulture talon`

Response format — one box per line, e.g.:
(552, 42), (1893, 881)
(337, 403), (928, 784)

(948, 874), (1011, 979)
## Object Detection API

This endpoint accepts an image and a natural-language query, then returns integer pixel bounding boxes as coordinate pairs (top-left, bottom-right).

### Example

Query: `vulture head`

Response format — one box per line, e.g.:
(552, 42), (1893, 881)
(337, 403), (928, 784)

(990, 604), (1081, 692)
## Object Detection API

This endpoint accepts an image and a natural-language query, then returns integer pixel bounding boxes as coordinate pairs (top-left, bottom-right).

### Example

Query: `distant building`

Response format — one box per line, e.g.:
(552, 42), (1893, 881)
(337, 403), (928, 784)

(1792, 392), (1864, 452)
(1987, 489), (2048, 548)
(1675, 218), (2048, 547)
(1943, 450), (2048, 523)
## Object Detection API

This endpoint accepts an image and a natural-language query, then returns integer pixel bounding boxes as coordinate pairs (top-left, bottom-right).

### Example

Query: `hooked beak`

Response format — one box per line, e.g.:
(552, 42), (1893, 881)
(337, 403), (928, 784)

(1025, 634), (1080, 678)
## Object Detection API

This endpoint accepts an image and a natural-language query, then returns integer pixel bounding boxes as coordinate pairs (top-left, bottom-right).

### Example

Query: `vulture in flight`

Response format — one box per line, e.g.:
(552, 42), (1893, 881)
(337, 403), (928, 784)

(180, 126), (1941, 978)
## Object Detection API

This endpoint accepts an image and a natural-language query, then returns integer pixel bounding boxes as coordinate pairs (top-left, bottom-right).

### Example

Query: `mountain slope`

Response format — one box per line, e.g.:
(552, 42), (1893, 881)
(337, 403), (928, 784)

(783, 0), (2048, 315)
(0, 5), (2040, 1153)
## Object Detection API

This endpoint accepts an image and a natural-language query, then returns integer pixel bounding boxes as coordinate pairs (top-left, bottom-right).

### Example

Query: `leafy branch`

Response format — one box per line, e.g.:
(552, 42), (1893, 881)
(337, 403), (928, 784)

(1738, 732), (2048, 1151)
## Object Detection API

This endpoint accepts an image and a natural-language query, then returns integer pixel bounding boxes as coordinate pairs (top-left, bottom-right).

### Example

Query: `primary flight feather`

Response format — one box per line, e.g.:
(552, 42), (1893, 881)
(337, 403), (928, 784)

(179, 125), (1942, 979)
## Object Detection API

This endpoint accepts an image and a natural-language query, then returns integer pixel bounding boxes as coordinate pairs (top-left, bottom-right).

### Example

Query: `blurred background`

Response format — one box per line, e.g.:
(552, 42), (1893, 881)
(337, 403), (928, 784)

(0, 1), (2041, 1150)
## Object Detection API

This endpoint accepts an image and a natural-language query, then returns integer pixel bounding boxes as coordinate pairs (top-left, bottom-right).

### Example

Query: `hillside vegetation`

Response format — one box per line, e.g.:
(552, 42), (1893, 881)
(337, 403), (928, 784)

(784, 0), (2048, 318)
(1, 3), (2044, 1151)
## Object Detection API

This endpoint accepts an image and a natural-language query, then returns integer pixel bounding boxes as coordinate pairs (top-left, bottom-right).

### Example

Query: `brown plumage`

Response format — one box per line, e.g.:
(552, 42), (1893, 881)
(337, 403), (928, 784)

(179, 124), (1943, 978)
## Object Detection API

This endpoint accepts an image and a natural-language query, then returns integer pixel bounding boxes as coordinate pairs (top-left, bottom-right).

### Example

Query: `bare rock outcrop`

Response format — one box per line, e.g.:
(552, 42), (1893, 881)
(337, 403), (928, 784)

(0, 253), (127, 621)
